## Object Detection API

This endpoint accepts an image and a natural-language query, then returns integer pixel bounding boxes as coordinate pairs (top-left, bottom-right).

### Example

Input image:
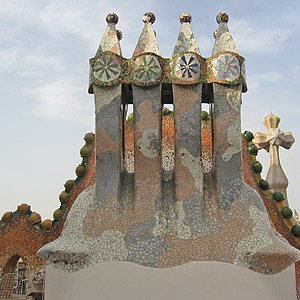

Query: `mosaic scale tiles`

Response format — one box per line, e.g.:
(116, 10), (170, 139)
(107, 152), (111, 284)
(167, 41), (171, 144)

(38, 12), (300, 274)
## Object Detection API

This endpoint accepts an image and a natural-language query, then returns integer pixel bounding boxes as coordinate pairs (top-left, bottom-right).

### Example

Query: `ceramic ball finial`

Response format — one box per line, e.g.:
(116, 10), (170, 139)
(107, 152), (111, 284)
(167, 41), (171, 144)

(216, 12), (229, 24)
(180, 12), (192, 24)
(117, 30), (123, 41)
(213, 29), (218, 39)
(106, 13), (119, 24)
(143, 12), (156, 24)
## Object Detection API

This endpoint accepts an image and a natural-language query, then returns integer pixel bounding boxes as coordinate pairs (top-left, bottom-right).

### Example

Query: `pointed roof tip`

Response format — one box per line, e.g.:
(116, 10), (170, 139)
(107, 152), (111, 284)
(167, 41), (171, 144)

(89, 13), (122, 94)
(173, 13), (200, 56)
(133, 12), (160, 57)
(95, 13), (122, 57)
(212, 12), (238, 55)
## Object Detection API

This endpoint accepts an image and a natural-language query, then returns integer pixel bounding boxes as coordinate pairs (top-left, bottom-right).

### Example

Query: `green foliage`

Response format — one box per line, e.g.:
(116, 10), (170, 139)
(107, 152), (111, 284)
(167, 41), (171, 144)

(162, 107), (174, 117)
(201, 111), (209, 121)
(126, 113), (134, 125)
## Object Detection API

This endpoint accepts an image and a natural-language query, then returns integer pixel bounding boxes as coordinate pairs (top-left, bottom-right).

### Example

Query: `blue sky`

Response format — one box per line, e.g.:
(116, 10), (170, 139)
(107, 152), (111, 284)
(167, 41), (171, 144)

(1, 0), (300, 220)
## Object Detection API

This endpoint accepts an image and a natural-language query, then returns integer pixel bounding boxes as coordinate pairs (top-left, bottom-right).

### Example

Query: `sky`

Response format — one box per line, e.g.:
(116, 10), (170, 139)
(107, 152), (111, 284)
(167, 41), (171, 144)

(0, 0), (300, 220)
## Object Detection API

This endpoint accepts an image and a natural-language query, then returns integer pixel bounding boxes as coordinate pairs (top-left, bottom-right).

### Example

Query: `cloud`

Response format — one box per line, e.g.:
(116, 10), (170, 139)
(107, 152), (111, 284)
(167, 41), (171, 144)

(0, 1), (38, 19)
(0, 25), (23, 45)
(0, 48), (22, 73)
(33, 80), (93, 123)
(196, 35), (213, 56)
(37, 1), (99, 46)
(247, 72), (282, 92)
(249, 71), (282, 83)
(231, 20), (290, 54)
(36, 0), (155, 53)
(0, 45), (65, 80)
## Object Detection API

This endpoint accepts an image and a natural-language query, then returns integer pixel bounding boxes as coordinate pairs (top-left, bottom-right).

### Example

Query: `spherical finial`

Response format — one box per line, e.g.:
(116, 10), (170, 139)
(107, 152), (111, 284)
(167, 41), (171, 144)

(213, 29), (218, 39)
(143, 12), (156, 24)
(180, 12), (192, 24)
(106, 13), (119, 24)
(117, 30), (123, 41)
(216, 12), (229, 24)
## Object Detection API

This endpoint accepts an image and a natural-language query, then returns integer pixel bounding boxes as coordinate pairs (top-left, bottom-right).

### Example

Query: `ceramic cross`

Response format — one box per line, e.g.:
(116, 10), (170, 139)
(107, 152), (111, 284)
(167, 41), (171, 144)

(253, 112), (295, 205)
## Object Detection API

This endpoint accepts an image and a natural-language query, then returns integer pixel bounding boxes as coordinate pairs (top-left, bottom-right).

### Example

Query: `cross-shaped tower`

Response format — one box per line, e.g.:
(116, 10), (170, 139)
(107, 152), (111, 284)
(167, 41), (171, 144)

(253, 112), (295, 205)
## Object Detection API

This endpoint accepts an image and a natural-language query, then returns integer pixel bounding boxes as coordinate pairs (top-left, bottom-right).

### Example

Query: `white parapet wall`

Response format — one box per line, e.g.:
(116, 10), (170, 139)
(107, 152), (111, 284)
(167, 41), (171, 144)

(44, 261), (297, 300)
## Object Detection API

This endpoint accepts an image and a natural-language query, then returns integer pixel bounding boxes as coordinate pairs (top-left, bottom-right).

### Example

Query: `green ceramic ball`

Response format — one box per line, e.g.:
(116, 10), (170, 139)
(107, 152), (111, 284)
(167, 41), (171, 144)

(291, 225), (300, 237)
(84, 132), (95, 144)
(80, 146), (90, 157)
(64, 180), (75, 190)
(259, 179), (269, 190)
(252, 162), (262, 173)
(272, 191), (285, 203)
(281, 207), (293, 219)
(53, 209), (64, 220)
(76, 165), (86, 176)
(243, 131), (254, 142)
(248, 144), (258, 155)
(59, 191), (69, 202)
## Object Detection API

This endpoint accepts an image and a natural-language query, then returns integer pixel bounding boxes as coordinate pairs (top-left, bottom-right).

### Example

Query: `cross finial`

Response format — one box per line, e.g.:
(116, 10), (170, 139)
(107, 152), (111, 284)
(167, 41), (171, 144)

(253, 112), (295, 204)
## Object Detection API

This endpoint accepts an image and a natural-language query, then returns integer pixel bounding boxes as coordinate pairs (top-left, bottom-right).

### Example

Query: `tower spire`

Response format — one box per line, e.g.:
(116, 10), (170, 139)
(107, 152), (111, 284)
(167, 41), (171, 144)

(173, 13), (200, 56)
(89, 13), (122, 93)
(133, 12), (160, 56)
(212, 12), (238, 55)
(95, 13), (121, 56)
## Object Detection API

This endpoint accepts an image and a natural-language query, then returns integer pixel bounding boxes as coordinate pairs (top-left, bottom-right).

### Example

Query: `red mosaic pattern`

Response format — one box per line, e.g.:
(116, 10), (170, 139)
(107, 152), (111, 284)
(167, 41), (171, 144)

(0, 144), (95, 276)
(242, 139), (299, 248)
(296, 261), (300, 299)
(242, 139), (300, 298)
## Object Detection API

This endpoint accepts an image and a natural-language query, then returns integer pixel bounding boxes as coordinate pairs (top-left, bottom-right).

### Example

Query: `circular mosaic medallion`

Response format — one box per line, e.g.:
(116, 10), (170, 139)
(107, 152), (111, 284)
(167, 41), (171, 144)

(174, 53), (200, 80)
(93, 55), (121, 82)
(133, 54), (161, 83)
(212, 54), (240, 81)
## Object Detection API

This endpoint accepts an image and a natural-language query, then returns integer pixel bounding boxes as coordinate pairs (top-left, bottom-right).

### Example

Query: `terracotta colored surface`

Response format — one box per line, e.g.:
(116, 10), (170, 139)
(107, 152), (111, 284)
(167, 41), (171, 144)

(0, 143), (95, 275)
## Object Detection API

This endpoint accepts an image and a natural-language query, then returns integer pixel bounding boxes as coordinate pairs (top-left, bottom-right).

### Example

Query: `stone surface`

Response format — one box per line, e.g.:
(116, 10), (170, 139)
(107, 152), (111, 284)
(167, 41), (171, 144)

(34, 13), (300, 284)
